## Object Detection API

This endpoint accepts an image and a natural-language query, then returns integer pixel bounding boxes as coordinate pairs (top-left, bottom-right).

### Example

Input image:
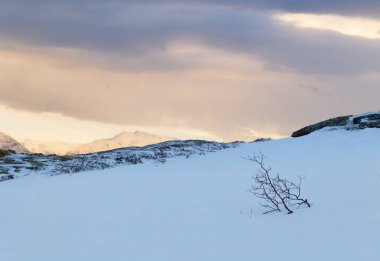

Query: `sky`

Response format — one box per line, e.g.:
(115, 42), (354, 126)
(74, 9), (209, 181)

(0, 0), (379, 143)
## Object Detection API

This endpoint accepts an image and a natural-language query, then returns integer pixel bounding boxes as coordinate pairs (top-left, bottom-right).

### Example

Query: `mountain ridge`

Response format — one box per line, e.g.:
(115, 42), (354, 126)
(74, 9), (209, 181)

(22, 140), (80, 155)
(68, 131), (177, 155)
(0, 132), (29, 153)
(292, 111), (380, 137)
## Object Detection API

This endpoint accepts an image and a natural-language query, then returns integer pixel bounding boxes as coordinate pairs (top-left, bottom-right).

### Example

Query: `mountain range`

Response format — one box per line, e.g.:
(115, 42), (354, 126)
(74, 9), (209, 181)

(3, 110), (380, 155)
(68, 131), (175, 155)
(1, 131), (175, 155)
(22, 140), (80, 155)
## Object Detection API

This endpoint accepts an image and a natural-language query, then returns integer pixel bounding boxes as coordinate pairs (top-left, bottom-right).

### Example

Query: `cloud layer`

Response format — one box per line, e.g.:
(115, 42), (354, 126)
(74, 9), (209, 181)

(1, 1), (380, 74)
(0, 1), (379, 141)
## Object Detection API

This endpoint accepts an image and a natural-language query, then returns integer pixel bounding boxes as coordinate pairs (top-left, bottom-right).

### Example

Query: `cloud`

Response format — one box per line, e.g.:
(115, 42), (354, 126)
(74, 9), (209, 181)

(0, 1), (379, 141)
(277, 13), (380, 39)
(1, 1), (380, 76)
(199, 0), (380, 18)
(1, 44), (380, 141)
(10, 0), (378, 18)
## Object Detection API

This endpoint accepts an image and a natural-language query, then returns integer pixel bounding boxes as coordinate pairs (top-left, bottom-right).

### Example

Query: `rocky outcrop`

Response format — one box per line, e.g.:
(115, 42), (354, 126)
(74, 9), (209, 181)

(291, 115), (351, 137)
(292, 111), (380, 137)
(352, 113), (380, 128)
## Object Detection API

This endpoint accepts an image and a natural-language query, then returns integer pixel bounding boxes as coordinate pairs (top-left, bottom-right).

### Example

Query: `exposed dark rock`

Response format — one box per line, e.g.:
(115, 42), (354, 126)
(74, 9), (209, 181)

(291, 115), (352, 137)
(292, 112), (380, 137)
(0, 174), (14, 182)
(253, 138), (272, 142)
(354, 113), (380, 128)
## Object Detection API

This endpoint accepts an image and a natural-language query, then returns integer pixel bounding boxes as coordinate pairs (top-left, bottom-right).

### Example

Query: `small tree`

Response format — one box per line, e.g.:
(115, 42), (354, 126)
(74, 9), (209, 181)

(248, 152), (311, 214)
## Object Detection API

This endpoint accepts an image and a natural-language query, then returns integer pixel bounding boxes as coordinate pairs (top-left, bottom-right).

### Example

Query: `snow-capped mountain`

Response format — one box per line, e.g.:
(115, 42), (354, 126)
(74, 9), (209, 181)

(0, 132), (28, 153)
(68, 131), (176, 154)
(22, 140), (80, 155)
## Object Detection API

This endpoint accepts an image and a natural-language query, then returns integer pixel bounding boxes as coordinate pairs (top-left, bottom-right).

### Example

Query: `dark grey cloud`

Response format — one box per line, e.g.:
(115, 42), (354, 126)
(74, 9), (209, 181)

(0, 1), (379, 76)
(7, 0), (379, 17)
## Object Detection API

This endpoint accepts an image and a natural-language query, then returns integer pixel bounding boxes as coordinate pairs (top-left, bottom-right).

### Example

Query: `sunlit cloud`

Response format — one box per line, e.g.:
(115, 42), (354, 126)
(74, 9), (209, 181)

(0, 105), (222, 143)
(276, 13), (380, 39)
(0, 1), (379, 143)
(0, 43), (324, 141)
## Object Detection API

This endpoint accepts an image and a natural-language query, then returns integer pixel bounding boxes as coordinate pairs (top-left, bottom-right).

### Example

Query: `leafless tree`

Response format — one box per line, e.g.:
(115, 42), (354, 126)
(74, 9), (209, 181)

(248, 152), (311, 214)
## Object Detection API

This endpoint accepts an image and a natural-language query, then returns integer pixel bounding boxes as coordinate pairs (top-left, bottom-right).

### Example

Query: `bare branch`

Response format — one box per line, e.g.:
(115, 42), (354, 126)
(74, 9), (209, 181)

(248, 152), (311, 215)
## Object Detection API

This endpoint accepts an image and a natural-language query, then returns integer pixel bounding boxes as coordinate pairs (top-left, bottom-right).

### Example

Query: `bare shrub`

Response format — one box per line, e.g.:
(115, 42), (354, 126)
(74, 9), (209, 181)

(0, 174), (14, 182)
(51, 155), (111, 175)
(248, 152), (311, 214)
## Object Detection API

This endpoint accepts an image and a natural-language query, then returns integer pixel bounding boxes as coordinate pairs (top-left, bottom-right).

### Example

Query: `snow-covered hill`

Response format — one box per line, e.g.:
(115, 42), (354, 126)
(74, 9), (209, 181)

(1, 127), (379, 261)
(0, 132), (28, 153)
(0, 140), (239, 180)
(69, 131), (176, 154)
(22, 139), (80, 155)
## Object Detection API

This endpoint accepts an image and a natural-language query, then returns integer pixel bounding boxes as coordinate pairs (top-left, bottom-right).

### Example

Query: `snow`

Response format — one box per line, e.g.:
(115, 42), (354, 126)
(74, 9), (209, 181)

(22, 140), (80, 155)
(0, 140), (238, 179)
(1, 128), (380, 260)
(69, 131), (176, 155)
(0, 132), (29, 153)
(352, 110), (380, 118)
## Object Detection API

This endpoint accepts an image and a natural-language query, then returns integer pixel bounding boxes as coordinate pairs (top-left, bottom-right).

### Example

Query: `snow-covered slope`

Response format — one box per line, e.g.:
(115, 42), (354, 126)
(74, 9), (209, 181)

(69, 131), (176, 154)
(1, 128), (380, 260)
(22, 139), (80, 155)
(0, 140), (239, 179)
(0, 132), (28, 153)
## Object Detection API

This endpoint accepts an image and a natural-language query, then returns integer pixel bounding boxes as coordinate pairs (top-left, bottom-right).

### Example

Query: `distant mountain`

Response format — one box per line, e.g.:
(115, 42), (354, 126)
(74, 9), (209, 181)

(68, 131), (176, 154)
(22, 140), (80, 155)
(0, 132), (29, 153)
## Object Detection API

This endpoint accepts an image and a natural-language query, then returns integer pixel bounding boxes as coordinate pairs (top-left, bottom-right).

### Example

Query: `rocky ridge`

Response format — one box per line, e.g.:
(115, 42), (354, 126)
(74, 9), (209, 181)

(292, 111), (380, 137)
